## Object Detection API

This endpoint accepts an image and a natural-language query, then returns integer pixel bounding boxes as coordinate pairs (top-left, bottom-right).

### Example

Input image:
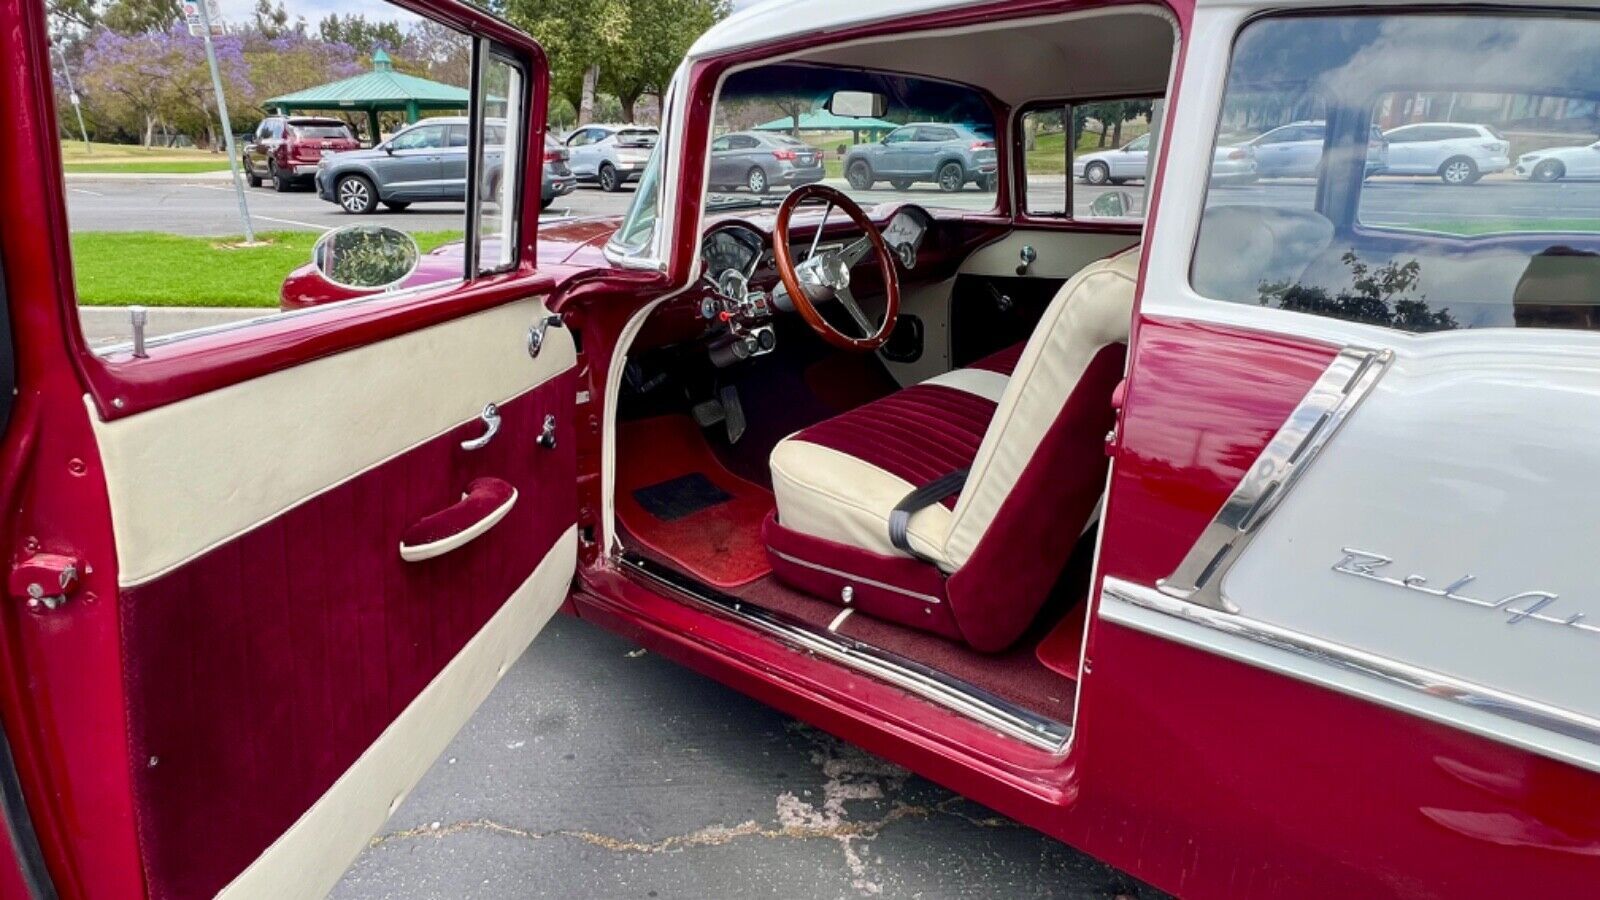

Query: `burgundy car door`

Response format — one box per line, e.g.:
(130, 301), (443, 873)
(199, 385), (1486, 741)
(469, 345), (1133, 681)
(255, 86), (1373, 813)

(0, 4), (574, 899)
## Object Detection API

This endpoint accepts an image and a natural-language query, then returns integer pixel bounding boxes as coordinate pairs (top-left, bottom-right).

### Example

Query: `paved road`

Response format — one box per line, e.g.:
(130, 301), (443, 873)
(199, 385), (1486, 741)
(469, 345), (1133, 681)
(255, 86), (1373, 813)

(65, 172), (1600, 239)
(331, 614), (1162, 900)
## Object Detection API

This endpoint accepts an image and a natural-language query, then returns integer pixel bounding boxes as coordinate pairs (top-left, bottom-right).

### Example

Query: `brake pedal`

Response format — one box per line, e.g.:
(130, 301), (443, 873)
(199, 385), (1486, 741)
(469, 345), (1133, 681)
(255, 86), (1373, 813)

(691, 398), (725, 428)
(720, 385), (746, 445)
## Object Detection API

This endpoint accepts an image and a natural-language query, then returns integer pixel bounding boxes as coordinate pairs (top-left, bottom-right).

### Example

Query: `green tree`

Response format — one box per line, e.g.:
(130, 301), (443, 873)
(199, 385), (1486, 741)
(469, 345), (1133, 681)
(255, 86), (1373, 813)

(100, 0), (179, 34)
(504, 0), (629, 124)
(602, 0), (730, 122)
(318, 13), (404, 55)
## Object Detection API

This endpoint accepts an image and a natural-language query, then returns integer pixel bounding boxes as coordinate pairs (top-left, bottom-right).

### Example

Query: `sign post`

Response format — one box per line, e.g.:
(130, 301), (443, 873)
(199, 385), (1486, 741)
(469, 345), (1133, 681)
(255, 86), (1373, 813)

(185, 0), (255, 242)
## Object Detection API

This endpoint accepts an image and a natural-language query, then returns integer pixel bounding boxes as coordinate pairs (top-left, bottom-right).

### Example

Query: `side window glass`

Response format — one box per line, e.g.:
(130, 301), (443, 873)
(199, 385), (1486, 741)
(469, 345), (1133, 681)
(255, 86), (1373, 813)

(1021, 106), (1068, 216)
(476, 52), (524, 274)
(57, 1), (520, 347)
(884, 128), (913, 145)
(1075, 98), (1160, 221)
(711, 136), (732, 152)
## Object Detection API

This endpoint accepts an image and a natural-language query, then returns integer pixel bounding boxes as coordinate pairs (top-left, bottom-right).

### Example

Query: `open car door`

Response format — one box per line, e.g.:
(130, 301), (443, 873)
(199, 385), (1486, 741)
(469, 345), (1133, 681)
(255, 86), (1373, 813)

(0, 2), (574, 898)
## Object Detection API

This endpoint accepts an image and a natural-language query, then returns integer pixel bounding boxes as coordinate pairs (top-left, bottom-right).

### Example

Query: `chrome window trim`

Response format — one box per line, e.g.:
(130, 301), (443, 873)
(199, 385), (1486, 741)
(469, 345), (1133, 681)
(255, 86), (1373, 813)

(1102, 576), (1600, 774)
(617, 552), (1070, 753)
(1158, 346), (1391, 612)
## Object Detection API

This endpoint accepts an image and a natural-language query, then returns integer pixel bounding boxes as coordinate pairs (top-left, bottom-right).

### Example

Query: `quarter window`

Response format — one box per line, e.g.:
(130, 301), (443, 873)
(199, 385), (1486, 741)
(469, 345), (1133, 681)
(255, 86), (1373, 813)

(1193, 13), (1600, 332)
(1019, 98), (1162, 221)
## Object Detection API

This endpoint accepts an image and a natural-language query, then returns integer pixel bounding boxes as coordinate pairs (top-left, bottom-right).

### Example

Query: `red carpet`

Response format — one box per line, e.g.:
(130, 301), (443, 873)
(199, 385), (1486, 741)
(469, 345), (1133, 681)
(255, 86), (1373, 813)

(616, 416), (775, 588)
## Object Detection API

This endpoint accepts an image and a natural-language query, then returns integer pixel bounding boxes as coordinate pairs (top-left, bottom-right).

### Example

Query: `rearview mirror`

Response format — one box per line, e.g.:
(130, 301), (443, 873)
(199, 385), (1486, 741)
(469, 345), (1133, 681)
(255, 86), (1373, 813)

(828, 90), (888, 119)
(311, 225), (420, 290)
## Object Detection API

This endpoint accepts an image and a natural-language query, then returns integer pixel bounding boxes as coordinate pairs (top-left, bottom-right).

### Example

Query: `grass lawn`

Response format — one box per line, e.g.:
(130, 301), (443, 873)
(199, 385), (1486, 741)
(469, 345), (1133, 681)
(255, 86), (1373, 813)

(1395, 218), (1600, 236)
(71, 230), (464, 307)
(61, 141), (233, 175)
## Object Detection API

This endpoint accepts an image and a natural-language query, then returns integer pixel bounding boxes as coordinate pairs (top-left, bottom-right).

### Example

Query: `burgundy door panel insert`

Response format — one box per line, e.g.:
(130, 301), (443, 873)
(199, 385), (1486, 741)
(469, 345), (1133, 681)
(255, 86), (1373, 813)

(118, 373), (574, 899)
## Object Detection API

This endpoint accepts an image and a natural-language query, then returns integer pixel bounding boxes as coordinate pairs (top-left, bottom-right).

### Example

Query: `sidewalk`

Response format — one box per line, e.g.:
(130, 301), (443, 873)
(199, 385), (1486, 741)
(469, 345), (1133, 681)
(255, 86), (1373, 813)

(78, 306), (269, 349)
(65, 169), (235, 182)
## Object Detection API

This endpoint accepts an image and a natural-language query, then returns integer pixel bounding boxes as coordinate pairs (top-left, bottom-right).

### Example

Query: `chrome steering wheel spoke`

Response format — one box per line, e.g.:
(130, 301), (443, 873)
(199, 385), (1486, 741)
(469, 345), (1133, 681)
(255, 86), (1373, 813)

(835, 286), (878, 338)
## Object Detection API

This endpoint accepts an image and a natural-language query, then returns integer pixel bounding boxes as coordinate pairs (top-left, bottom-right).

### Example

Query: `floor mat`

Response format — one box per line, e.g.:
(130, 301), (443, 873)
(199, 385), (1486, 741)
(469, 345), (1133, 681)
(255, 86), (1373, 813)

(617, 416), (775, 588)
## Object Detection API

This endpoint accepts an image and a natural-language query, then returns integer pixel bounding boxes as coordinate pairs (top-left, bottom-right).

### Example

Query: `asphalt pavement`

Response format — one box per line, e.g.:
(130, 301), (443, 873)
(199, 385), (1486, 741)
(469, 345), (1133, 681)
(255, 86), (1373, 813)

(330, 613), (1162, 900)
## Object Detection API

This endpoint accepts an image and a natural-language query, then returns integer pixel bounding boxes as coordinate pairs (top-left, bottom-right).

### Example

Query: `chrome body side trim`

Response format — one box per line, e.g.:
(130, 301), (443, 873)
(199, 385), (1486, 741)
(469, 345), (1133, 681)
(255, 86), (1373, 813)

(1102, 577), (1600, 773)
(617, 553), (1071, 753)
(1157, 346), (1391, 612)
(767, 547), (943, 604)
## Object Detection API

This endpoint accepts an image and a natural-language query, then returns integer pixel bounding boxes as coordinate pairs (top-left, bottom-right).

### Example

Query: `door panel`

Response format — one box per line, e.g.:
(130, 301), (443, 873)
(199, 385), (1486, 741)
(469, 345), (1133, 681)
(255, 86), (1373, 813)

(89, 298), (577, 898)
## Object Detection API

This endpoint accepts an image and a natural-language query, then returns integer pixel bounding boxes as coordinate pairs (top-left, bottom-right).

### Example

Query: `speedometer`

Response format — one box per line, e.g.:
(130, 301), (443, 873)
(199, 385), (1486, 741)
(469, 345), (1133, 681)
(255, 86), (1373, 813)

(702, 227), (764, 277)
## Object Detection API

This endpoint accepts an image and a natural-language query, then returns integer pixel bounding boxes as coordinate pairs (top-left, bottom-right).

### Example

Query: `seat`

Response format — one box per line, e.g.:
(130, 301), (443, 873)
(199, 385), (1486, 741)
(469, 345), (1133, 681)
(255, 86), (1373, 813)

(764, 245), (1140, 651)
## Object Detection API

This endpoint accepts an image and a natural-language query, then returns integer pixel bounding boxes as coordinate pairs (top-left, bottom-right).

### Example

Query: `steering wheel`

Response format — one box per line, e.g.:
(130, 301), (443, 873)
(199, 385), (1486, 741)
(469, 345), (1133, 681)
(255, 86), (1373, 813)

(772, 184), (901, 352)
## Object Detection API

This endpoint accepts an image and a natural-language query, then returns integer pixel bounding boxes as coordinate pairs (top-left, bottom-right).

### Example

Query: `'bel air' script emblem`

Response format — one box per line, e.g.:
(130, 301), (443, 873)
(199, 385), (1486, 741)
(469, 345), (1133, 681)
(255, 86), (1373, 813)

(1333, 548), (1600, 640)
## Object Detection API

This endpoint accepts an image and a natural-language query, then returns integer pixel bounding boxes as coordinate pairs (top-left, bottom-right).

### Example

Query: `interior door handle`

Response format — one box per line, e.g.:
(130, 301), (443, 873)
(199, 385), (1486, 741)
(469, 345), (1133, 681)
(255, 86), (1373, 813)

(461, 403), (500, 451)
(399, 477), (518, 563)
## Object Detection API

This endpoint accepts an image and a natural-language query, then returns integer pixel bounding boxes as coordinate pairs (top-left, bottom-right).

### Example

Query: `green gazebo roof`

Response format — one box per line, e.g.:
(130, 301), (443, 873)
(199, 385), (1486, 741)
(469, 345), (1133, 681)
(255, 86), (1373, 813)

(263, 50), (469, 115)
(753, 110), (900, 132)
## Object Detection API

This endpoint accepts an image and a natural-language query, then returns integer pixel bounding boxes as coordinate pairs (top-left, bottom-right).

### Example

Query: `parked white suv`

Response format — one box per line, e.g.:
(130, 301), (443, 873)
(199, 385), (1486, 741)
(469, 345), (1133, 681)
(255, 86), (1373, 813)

(563, 124), (659, 192)
(1379, 122), (1510, 184)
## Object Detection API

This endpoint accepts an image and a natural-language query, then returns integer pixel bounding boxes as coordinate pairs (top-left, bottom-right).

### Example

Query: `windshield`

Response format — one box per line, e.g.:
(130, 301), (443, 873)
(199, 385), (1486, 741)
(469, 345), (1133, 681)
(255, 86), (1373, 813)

(707, 63), (999, 213)
(1193, 13), (1600, 332)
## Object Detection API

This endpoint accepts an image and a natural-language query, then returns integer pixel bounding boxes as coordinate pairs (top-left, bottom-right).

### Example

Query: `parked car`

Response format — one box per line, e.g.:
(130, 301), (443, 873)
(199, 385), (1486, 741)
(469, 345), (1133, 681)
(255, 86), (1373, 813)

(1249, 120), (1389, 178)
(563, 124), (657, 192)
(242, 115), (361, 191)
(709, 131), (825, 193)
(1379, 122), (1510, 184)
(315, 116), (505, 214)
(1515, 138), (1600, 182)
(542, 133), (577, 209)
(843, 122), (998, 192)
(1075, 132), (1257, 184)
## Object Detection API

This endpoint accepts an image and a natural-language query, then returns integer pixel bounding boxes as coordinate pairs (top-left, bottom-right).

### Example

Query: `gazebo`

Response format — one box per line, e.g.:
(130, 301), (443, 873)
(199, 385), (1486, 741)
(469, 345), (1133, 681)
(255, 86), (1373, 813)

(262, 50), (470, 145)
(753, 110), (900, 144)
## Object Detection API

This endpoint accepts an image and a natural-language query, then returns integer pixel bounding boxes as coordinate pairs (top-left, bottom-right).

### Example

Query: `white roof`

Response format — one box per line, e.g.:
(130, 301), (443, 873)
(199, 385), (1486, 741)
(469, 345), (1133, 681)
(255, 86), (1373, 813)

(691, 0), (980, 58)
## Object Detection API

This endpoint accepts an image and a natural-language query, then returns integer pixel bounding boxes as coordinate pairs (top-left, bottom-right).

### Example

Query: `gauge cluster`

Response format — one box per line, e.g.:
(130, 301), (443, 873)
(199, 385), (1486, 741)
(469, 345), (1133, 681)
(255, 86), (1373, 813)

(882, 206), (930, 269)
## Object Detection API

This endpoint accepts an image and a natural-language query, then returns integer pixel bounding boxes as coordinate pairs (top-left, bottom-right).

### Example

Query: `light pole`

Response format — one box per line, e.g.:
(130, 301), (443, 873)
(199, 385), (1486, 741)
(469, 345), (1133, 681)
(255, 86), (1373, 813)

(191, 0), (256, 242)
(53, 42), (91, 155)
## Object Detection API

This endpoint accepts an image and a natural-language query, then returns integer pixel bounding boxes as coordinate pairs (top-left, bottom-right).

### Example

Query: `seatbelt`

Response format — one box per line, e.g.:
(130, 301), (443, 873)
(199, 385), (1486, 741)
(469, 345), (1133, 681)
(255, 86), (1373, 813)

(888, 467), (968, 565)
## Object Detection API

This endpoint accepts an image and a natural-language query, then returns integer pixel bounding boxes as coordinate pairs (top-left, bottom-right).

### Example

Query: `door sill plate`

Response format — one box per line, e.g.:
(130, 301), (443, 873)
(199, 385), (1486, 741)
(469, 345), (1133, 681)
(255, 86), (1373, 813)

(616, 552), (1072, 754)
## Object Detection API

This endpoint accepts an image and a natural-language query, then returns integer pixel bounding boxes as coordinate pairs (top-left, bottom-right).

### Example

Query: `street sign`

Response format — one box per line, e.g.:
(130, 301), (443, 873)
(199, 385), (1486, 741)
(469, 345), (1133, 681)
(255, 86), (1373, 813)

(182, 0), (224, 37)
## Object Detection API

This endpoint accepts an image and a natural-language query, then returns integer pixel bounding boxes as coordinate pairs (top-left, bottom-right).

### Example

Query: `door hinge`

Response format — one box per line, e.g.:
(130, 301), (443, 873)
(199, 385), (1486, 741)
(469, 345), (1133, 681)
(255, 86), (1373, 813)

(9, 553), (84, 611)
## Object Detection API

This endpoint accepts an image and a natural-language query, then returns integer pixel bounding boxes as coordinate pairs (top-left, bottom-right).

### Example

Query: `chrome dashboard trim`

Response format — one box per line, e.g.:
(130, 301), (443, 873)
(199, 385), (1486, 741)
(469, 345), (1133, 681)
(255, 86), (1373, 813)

(1158, 346), (1391, 612)
(617, 552), (1071, 753)
(1103, 576), (1600, 772)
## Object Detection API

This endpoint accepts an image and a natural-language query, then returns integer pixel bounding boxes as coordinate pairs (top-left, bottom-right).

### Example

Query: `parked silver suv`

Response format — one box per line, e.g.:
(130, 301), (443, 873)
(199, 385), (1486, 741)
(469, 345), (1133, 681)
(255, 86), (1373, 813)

(563, 124), (658, 192)
(315, 116), (505, 214)
(843, 122), (998, 192)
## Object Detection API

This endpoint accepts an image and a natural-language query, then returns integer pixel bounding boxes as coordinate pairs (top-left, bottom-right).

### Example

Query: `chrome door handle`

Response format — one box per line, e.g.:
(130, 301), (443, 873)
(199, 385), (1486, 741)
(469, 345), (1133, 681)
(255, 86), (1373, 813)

(461, 403), (501, 451)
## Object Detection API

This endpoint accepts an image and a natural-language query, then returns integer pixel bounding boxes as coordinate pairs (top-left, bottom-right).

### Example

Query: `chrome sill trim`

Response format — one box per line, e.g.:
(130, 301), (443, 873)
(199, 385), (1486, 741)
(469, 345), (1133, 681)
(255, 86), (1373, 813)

(1158, 346), (1392, 612)
(1103, 577), (1600, 770)
(766, 548), (943, 604)
(617, 552), (1071, 754)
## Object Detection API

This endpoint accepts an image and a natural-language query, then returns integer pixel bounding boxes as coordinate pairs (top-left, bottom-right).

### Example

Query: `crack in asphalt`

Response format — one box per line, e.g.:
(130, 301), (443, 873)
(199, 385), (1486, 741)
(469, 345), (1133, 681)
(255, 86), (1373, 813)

(366, 724), (1020, 895)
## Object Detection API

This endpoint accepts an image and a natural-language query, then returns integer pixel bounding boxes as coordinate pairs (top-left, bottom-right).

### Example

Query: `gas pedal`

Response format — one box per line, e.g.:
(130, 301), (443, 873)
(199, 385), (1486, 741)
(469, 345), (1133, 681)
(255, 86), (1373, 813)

(720, 384), (746, 445)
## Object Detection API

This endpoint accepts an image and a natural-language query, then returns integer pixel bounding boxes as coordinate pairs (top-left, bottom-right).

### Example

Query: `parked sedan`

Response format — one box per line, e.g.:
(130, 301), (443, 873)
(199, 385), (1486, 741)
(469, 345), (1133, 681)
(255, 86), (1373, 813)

(315, 116), (505, 214)
(843, 123), (998, 192)
(1075, 132), (1256, 184)
(564, 124), (658, 192)
(1515, 138), (1600, 182)
(242, 115), (361, 191)
(1249, 121), (1389, 178)
(1380, 122), (1510, 184)
(542, 134), (577, 209)
(709, 131), (825, 193)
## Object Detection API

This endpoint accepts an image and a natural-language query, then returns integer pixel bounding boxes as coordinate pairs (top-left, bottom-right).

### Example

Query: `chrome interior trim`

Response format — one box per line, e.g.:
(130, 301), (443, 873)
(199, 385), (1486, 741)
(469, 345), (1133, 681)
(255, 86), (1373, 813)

(1158, 346), (1392, 612)
(617, 552), (1071, 753)
(766, 548), (943, 604)
(1104, 577), (1600, 766)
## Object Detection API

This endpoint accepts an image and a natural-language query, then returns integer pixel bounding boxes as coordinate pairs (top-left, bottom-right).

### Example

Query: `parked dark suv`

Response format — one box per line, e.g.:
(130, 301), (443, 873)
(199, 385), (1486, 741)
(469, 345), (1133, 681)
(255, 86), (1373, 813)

(315, 116), (506, 214)
(243, 115), (361, 191)
(843, 122), (998, 192)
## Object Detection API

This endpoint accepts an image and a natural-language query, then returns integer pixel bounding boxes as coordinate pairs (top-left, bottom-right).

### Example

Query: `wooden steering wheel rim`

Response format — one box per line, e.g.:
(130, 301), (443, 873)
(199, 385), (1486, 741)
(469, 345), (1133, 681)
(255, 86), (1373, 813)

(771, 184), (901, 352)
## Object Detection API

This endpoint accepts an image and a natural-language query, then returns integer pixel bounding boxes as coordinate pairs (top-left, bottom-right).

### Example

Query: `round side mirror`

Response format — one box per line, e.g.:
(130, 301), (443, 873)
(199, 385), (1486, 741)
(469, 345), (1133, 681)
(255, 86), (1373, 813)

(1088, 190), (1136, 218)
(311, 225), (420, 291)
